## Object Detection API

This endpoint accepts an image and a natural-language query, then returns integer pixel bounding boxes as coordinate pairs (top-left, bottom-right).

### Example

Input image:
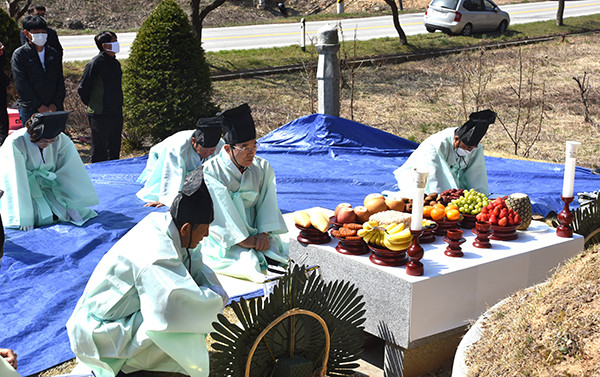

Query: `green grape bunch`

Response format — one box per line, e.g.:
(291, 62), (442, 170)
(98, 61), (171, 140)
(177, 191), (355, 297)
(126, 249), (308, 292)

(450, 188), (489, 215)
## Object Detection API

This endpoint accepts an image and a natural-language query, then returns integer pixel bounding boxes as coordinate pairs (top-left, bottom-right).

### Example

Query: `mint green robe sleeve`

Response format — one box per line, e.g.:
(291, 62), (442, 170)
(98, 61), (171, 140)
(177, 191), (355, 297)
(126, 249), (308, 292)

(0, 134), (35, 227)
(137, 260), (224, 377)
(136, 131), (224, 206)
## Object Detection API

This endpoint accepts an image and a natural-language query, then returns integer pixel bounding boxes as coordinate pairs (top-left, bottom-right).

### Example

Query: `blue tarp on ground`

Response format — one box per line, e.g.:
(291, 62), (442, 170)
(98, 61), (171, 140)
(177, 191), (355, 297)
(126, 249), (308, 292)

(1, 114), (599, 376)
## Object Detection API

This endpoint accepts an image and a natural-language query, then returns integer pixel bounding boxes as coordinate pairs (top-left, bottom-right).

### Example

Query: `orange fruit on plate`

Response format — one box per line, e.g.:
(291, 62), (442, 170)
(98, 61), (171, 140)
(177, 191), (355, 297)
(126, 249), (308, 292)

(430, 207), (446, 221)
(423, 205), (433, 218)
(446, 209), (460, 221)
(433, 203), (445, 210)
(445, 203), (458, 212)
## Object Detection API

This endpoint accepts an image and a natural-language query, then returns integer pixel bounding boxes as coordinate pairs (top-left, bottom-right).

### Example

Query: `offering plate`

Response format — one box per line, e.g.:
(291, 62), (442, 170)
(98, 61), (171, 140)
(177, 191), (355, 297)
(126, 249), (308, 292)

(296, 224), (331, 245)
(368, 244), (409, 267)
(490, 223), (521, 241)
(334, 236), (369, 255)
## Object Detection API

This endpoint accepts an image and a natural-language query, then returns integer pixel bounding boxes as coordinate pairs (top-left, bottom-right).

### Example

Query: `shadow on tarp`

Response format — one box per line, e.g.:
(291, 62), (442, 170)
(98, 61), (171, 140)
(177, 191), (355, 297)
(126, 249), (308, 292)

(1, 113), (599, 376)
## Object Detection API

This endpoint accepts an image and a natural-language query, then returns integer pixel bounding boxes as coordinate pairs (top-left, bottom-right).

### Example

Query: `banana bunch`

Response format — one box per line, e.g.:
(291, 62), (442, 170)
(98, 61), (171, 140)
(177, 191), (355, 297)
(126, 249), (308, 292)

(383, 223), (413, 251)
(357, 221), (413, 251)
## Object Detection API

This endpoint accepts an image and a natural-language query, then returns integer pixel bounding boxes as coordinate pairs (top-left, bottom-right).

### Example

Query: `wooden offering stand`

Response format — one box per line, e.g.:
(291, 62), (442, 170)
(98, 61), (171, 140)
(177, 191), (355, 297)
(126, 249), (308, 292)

(406, 229), (425, 276)
(368, 244), (409, 267)
(444, 228), (465, 257)
(296, 224), (331, 245)
(419, 223), (438, 244)
(435, 218), (461, 236)
(489, 222), (520, 241)
(459, 214), (477, 230)
(472, 221), (492, 248)
(556, 196), (574, 238)
(334, 236), (369, 255)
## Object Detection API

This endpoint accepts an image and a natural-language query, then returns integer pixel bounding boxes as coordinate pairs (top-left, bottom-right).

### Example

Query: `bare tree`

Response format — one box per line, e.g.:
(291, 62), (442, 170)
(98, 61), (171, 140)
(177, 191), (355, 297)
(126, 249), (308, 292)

(556, 0), (565, 26)
(573, 72), (592, 124)
(6, 0), (32, 21)
(382, 0), (407, 45)
(190, 0), (227, 41)
(496, 48), (546, 157)
(455, 49), (495, 120)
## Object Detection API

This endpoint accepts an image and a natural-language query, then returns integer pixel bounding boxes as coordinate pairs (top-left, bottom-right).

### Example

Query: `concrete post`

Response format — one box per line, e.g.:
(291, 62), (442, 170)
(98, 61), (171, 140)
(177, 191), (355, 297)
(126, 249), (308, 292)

(316, 25), (340, 116)
(300, 18), (306, 52)
(337, 0), (345, 14)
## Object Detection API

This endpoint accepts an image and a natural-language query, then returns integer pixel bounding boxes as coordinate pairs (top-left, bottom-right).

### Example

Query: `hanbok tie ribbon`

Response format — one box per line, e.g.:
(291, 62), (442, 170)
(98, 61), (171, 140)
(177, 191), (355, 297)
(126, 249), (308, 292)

(27, 169), (58, 222)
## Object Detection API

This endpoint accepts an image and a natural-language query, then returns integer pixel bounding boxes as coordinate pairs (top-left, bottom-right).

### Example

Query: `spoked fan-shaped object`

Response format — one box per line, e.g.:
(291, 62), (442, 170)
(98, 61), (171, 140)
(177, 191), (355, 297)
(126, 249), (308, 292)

(573, 196), (600, 247)
(210, 264), (366, 377)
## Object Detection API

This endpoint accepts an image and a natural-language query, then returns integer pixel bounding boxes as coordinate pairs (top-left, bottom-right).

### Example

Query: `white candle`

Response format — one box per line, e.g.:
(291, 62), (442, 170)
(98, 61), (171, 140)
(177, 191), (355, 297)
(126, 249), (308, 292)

(410, 169), (429, 231)
(561, 141), (581, 198)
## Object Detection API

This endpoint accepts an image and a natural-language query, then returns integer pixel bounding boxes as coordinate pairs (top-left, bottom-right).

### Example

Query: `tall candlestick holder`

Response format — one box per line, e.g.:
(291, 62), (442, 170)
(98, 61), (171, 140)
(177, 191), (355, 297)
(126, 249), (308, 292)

(406, 229), (424, 276)
(556, 196), (574, 238)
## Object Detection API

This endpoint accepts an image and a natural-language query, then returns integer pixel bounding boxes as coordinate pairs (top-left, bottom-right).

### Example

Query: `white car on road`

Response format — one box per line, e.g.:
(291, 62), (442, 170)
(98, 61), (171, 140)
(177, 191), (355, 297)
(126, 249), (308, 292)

(424, 0), (510, 36)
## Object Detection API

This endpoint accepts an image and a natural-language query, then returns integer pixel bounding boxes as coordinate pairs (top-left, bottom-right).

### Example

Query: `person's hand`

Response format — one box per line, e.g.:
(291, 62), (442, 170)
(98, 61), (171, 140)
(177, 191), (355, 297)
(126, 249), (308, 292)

(238, 234), (269, 250)
(0, 348), (17, 370)
(254, 233), (270, 251)
(19, 224), (33, 231)
(144, 201), (165, 208)
(67, 208), (83, 223)
(37, 105), (51, 113)
(48, 104), (57, 112)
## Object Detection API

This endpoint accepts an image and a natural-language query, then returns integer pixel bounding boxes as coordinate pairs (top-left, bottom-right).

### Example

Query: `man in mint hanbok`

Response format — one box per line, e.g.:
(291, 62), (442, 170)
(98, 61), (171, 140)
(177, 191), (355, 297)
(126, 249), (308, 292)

(136, 117), (224, 208)
(201, 104), (288, 283)
(394, 110), (497, 196)
(0, 111), (98, 231)
(67, 167), (227, 377)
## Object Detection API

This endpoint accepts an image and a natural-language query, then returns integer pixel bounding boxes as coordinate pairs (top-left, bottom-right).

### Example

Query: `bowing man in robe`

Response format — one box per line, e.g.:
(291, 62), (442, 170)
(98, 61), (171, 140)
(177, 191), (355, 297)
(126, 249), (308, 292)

(136, 117), (224, 208)
(67, 167), (227, 377)
(200, 104), (288, 283)
(394, 109), (497, 196)
(0, 111), (98, 231)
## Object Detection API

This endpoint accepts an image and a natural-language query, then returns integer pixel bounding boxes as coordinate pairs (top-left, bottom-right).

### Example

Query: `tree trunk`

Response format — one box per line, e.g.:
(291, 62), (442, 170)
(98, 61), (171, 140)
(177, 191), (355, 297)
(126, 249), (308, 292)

(383, 0), (407, 45)
(191, 0), (228, 41)
(556, 0), (565, 26)
(7, 0), (32, 21)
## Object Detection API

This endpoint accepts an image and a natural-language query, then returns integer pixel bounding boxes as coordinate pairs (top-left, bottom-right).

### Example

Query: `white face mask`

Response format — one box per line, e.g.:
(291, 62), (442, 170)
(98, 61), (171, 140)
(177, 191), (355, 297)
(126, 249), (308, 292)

(106, 41), (120, 54)
(30, 32), (48, 47)
(456, 147), (472, 158)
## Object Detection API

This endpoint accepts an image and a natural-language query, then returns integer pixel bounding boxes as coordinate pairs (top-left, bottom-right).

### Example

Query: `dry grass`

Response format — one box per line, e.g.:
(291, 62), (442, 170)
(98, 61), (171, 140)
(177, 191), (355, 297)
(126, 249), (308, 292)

(214, 33), (600, 169)
(464, 244), (600, 376)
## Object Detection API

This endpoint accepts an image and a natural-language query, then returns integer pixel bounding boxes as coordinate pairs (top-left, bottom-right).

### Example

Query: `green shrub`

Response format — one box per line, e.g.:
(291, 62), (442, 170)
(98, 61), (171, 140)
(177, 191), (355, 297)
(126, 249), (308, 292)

(0, 8), (20, 70)
(122, 0), (218, 147)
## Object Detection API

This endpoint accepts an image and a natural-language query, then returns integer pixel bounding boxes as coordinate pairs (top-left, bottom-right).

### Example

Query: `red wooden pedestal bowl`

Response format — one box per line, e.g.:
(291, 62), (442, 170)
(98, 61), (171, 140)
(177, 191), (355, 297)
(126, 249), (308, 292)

(489, 222), (521, 241)
(367, 243), (409, 267)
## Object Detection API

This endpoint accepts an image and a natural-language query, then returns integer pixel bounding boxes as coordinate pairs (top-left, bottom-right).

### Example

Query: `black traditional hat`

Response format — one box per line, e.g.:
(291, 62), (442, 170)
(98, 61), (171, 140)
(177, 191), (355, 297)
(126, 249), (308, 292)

(170, 167), (214, 225)
(456, 109), (497, 146)
(193, 117), (223, 148)
(221, 104), (256, 145)
(30, 111), (71, 139)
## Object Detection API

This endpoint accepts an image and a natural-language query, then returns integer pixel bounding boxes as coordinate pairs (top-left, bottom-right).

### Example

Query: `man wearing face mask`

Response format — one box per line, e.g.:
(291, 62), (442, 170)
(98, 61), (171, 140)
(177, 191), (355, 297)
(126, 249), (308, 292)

(78, 31), (123, 162)
(394, 110), (497, 196)
(19, 5), (63, 59)
(11, 15), (65, 125)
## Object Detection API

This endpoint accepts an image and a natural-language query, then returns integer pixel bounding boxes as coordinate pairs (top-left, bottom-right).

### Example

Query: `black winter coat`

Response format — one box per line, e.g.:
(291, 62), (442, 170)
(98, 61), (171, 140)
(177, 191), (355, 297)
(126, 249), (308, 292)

(11, 42), (65, 112)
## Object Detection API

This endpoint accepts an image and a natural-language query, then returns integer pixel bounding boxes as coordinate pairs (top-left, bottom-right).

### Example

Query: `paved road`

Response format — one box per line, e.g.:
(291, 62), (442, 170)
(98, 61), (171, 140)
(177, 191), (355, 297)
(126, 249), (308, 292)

(61, 0), (600, 62)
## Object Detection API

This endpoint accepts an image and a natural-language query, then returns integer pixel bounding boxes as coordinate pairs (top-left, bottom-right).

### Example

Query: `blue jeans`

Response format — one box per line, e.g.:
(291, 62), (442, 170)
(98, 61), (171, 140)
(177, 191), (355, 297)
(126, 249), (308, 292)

(18, 108), (37, 126)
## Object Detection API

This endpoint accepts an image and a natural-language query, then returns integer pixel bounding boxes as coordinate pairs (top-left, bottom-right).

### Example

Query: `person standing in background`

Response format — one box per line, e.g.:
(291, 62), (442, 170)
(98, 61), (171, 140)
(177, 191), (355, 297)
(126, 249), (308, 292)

(0, 41), (9, 146)
(11, 15), (65, 125)
(19, 5), (63, 60)
(78, 31), (123, 162)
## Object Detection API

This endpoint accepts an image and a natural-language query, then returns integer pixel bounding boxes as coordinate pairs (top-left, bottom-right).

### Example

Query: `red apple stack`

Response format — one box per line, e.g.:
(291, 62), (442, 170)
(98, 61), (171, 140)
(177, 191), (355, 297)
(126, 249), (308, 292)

(476, 197), (521, 226)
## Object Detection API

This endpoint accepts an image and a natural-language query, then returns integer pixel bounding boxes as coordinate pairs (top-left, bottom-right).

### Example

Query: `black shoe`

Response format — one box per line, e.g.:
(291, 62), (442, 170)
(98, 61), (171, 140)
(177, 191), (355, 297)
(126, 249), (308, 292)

(592, 168), (600, 175)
